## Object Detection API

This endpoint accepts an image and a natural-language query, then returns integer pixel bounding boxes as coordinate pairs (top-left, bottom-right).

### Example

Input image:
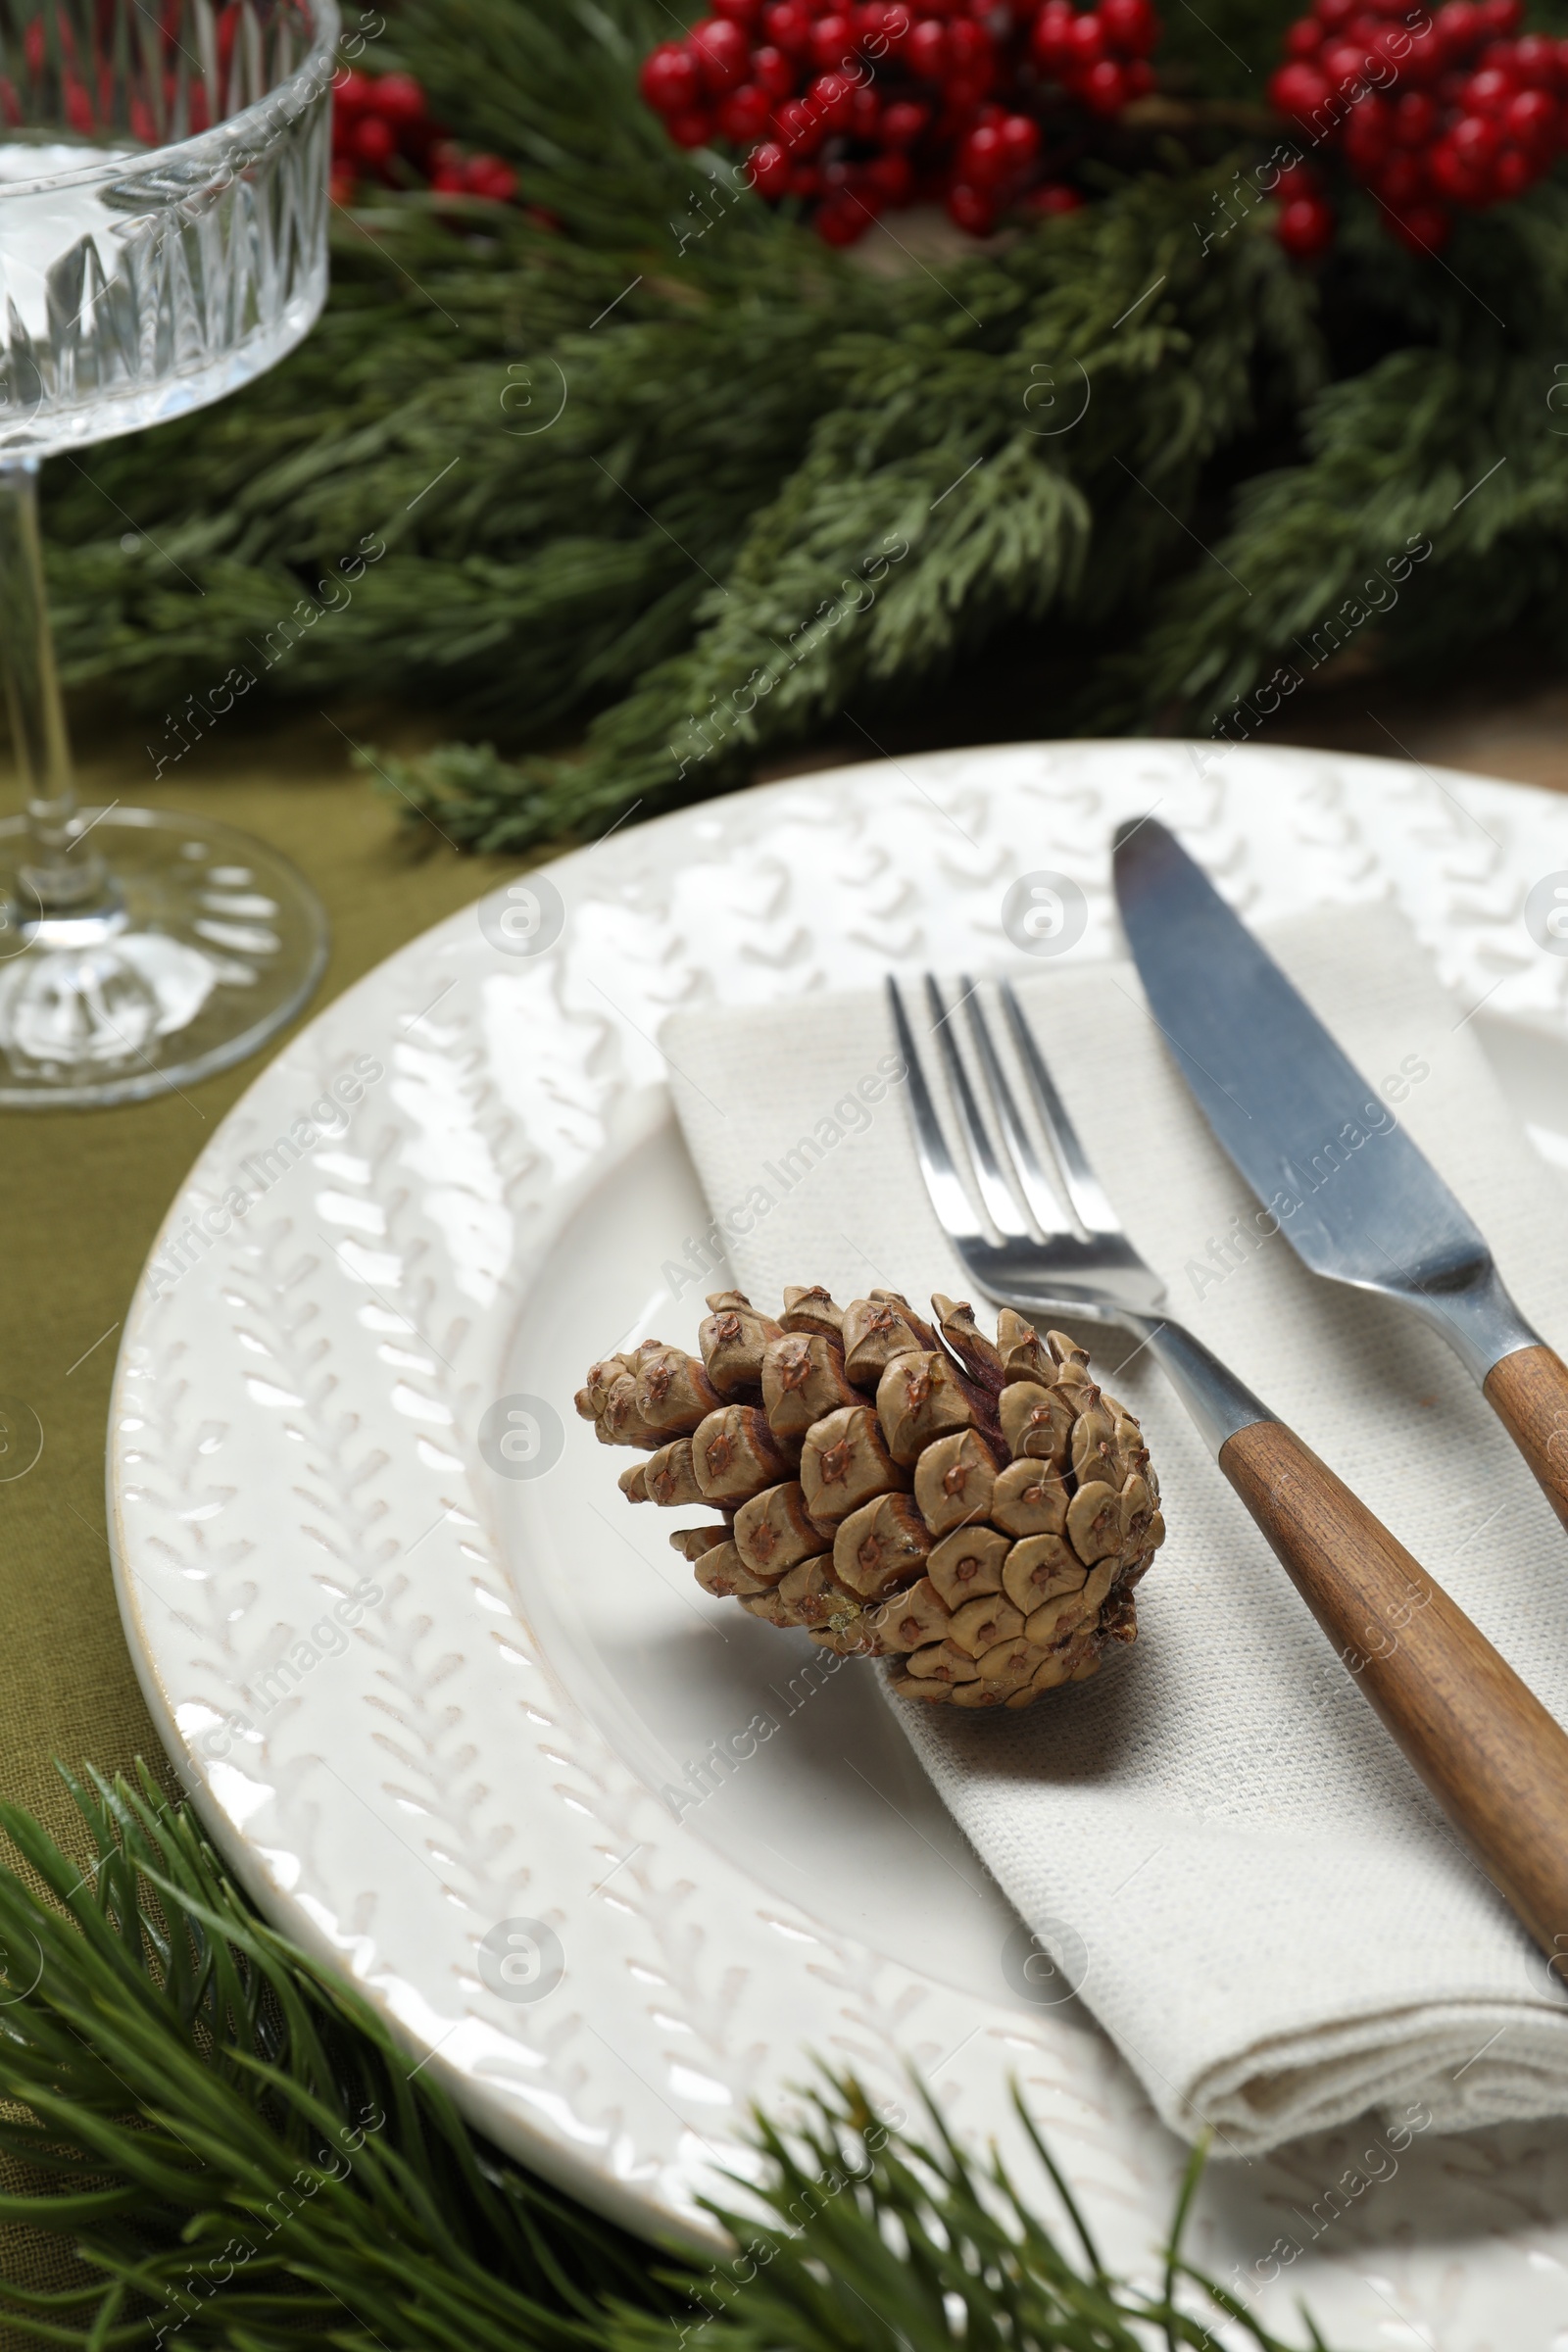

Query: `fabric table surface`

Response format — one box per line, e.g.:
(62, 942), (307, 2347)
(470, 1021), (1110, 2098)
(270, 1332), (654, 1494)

(662, 900), (1568, 2158)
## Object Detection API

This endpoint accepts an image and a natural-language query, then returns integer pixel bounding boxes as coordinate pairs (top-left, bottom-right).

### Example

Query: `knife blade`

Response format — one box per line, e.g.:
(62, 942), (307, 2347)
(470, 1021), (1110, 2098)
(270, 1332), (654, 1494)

(1112, 814), (1568, 1535)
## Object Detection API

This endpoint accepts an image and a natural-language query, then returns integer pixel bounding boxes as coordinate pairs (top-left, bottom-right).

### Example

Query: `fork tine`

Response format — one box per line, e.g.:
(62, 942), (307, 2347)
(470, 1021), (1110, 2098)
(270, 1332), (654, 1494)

(998, 978), (1123, 1236)
(957, 976), (1074, 1240)
(885, 979), (987, 1247)
(921, 976), (1033, 1241)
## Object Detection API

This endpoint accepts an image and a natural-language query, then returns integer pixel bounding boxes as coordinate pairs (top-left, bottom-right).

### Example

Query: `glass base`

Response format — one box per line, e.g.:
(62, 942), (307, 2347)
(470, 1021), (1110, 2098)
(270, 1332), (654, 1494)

(0, 807), (328, 1108)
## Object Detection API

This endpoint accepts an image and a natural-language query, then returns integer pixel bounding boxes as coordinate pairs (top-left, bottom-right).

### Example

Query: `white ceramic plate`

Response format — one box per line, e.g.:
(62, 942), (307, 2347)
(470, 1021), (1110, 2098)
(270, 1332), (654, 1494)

(111, 743), (1568, 2347)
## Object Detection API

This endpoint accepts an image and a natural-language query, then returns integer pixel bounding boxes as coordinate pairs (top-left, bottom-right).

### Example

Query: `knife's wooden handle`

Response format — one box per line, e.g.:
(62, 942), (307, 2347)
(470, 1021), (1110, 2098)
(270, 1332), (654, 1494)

(1220, 1417), (1568, 1962)
(1484, 1345), (1568, 1536)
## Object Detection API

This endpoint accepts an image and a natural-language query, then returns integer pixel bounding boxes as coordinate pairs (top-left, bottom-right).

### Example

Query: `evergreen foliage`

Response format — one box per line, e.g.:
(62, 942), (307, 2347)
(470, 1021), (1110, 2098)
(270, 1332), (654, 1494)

(0, 1767), (1344, 2348)
(37, 0), (1568, 849)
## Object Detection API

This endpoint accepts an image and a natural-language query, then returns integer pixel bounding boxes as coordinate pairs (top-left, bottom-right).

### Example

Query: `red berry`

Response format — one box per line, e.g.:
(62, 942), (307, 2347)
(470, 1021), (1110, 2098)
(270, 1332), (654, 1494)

(1452, 107), (1500, 158)
(1463, 66), (1515, 112)
(1000, 110), (1042, 164)
(668, 106), (716, 146)
(773, 96), (823, 148)
(352, 114), (396, 167)
(1374, 149), (1427, 201)
(368, 72), (426, 128)
(1478, 0), (1521, 31)
(1286, 17), (1324, 54)
(947, 178), (997, 232)
(866, 147), (914, 200)
(1068, 11), (1107, 64)
(1032, 0), (1076, 66)
(1512, 32), (1557, 84)
(1277, 191), (1335, 253)
(1322, 39), (1369, 85)
(787, 161), (821, 195)
(808, 70), (856, 126)
(1505, 85), (1556, 144)
(463, 154), (517, 199)
(1435, 0), (1481, 53)
(1392, 89), (1437, 141)
(713, 0), (761, 21)
(882, 96), (930, 140)
(1387, 201), (1452, 245)
(334, 70), (374, 116)
(640, 42), (702, 113)
(948, 18), (992, 71)
(1102, 0), (1158, 52)
(907, 17), (949, 74)
(960, 121), (1007, 180)
(1270, 60), (1332, 118)
(816, 195), (869, 243)
(329, 167), (357, 205)
(718, 82), (774, 139)
(1314, 0), (1356, 24)
(855, 1), (906, 44)
(1492, 142), (1534, 193)
(1343, 89), (1392, 161)
(763, 0), (813, 49)
(1126, 58), (1155, 91)
(1399, 24), (1445, 80)
(850, 82), (882, 134)
(689, 17), (750, 90)
(1429, 133), (1487, 195)
(810, 11), (855, 67)
(1082, 55), (1129, 108)
(752, 43), (797, 95)
(1360, 22), (1406, 72)
(747, 136), (791, 193)
(1028, 180), (1086, 212)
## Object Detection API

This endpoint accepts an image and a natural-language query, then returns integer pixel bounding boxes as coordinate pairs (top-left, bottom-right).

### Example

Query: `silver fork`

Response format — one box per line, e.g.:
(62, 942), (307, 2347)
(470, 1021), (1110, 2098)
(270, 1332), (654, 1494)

(886, 970), (1263, 1452)
(887, 970), (1568, 1970)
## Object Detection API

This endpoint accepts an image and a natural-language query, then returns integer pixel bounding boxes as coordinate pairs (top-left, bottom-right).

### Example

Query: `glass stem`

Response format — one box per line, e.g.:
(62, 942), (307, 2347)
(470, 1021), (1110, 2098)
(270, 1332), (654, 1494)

(0, 457), (105, 912)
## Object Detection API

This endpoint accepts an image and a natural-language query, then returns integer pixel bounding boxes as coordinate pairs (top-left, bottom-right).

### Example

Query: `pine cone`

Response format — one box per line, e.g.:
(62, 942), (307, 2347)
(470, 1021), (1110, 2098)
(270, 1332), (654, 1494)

(576, 1289), (1165, 1713)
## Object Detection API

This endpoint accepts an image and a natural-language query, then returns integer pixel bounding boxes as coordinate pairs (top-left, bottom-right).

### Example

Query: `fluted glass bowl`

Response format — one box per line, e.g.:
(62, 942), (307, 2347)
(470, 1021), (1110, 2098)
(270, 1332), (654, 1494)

(0, 0), (335, 457)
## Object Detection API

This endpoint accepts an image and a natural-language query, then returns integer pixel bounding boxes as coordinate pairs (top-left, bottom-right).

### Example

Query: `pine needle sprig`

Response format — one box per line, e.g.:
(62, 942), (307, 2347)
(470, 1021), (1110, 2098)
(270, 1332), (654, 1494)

(0, 1766), (666, 2349)
(0, 1768), (1351, 2351)
(612, 2076), (1345, 2352)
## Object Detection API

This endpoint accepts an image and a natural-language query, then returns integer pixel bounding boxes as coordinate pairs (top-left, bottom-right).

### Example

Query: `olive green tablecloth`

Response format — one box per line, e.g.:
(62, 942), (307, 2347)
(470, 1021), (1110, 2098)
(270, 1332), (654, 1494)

(0, 724), (527, 1858)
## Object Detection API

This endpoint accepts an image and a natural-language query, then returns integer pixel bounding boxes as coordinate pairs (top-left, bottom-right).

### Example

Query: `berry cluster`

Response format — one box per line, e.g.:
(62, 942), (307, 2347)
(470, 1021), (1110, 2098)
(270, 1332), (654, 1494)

(1269, 0), (1568, 251)
(639, 0), (1161, 244)
(331, 69), (518, 207)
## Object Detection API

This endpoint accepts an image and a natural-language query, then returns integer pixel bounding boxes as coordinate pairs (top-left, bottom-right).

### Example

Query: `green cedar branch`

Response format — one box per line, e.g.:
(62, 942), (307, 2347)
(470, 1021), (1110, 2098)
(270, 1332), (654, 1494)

(377, 168), (1322, 850)
(1111, 185), (1568, 728)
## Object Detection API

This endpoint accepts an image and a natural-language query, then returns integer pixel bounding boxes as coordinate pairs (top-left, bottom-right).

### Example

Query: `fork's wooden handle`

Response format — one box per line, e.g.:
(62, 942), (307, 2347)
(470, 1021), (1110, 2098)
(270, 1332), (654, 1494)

(1484, 1345), (1568, 1536)
(1220, 1417), (1568, 1961)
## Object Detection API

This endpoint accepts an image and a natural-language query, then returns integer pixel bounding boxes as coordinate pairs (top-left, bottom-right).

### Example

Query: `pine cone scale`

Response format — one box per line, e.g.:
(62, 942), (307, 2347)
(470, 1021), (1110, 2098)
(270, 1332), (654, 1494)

(579, 1291), (1167, 1710)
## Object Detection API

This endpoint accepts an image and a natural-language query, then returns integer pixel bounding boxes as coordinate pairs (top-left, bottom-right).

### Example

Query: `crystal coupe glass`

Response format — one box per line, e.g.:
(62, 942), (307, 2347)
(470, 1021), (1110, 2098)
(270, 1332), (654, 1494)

(0, 0), (335, 1106)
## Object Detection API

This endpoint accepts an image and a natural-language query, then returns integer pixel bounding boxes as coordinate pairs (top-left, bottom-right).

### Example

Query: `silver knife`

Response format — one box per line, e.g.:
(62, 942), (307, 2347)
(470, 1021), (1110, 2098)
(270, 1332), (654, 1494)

(1112, 815), (1568, 1536)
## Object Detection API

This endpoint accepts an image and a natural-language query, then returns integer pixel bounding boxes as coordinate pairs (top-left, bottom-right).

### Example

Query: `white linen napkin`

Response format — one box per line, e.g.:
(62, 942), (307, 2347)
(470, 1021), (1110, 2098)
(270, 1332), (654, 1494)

(659, 900), (1568, 2156)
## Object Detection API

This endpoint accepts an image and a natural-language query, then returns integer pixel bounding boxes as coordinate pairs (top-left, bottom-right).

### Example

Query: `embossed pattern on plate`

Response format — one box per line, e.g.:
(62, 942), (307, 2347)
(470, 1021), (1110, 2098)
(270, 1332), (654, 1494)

(110, 744), (1568, 2344)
